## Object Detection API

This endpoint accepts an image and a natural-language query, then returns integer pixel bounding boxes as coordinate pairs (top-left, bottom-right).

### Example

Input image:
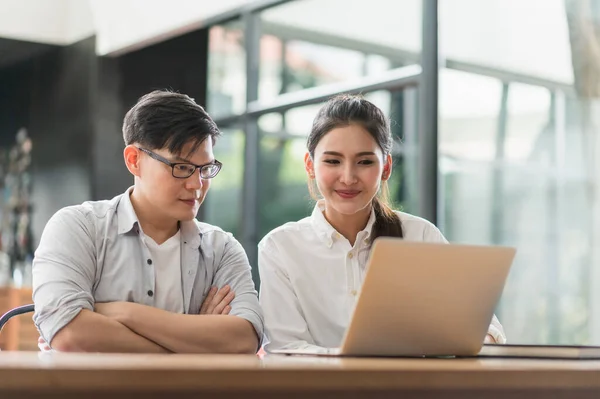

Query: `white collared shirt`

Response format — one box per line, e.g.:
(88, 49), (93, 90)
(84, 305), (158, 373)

(258, 201), (506, 352)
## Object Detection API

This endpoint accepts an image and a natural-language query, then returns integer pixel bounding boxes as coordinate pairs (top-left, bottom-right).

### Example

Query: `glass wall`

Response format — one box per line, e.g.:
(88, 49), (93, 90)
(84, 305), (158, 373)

(203, 0), (600, 345)
(439, 0), (598, 344)
(259, 0), (422, 101)
(205, 0), (423, 259)
(207, 20), (246, 120)
(201, 127), (245, 237)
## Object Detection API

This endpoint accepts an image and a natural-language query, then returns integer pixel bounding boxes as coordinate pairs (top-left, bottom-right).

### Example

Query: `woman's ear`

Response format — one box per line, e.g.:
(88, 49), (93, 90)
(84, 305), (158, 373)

(124, 145), (142, 177)
(304, 152), (315, 179)
(382, 154), (393, 180)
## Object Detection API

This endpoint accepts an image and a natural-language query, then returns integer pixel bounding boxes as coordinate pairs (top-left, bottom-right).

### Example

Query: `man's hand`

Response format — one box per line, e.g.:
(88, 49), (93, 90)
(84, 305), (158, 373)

(38, 336), (52, 352)
(200, 285), (235, 315)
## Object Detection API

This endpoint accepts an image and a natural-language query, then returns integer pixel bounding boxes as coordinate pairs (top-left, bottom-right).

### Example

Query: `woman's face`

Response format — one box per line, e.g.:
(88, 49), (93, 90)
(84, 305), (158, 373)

(306, 124), (392, 217)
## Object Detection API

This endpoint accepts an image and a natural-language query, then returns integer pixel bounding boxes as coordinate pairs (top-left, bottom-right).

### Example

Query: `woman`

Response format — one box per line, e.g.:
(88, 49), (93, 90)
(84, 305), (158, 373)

(258, 94), (506, 352)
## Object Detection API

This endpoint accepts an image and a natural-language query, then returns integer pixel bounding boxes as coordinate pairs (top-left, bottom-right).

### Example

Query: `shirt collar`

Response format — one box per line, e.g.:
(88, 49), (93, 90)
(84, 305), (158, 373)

(117, 186), (201, 245)
(310, 200), (377, 248)
(117, 186), (139, 235)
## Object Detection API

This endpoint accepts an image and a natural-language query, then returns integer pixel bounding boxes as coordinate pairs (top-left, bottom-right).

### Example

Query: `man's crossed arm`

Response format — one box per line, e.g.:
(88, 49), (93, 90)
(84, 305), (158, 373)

(45, 285), (258, 354)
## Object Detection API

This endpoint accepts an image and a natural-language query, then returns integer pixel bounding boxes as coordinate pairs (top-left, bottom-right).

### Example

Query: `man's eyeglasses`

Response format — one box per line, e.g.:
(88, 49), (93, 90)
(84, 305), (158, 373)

(137, 147), (222, 179)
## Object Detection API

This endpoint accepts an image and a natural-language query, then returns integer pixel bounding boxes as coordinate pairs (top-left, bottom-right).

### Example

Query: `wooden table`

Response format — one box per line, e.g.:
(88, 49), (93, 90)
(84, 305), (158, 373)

(1, 351), (600, 399)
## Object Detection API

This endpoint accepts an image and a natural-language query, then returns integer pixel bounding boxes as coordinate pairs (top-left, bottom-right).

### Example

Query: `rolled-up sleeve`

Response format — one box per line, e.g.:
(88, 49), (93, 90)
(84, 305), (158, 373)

(488, 314), (507, 344)
(32, 207), (97, 345)
(211, 234), (264, 345)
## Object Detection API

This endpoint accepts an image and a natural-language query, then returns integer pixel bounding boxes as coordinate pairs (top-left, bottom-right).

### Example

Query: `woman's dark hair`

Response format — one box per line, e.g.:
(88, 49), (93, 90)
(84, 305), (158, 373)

(122, 90), (220, 157)
(306, 94), (403, 240)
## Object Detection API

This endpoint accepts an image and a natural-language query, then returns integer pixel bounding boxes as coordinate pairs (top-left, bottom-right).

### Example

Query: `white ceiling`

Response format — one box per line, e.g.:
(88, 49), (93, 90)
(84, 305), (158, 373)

(0, 0), (250, 55)
(0, 0), (575, 85)
(0, 0), (94, 45)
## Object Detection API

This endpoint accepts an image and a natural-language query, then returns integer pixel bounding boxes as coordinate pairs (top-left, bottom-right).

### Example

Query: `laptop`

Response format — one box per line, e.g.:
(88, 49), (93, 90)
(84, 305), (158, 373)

(271, 238), (516, 357)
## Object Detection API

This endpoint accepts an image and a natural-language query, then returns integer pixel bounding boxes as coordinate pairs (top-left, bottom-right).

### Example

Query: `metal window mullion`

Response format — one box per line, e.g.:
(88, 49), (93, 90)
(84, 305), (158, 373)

(247, 64), (421, 117)
(240, 11), (261, 274)
(418, 0), (439, 225)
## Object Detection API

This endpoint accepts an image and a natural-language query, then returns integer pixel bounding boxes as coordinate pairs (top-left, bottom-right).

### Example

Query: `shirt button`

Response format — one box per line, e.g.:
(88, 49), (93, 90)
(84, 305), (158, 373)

(348, 253), (354, 259)
(147, 259), (152, 265)
(147, 290), (154, 297)
(351, 290), (357, 296)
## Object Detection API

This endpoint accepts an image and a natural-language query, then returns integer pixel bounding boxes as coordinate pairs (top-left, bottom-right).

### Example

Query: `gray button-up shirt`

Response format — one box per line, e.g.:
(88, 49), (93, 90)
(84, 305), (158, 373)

(32, 187), (264, 346)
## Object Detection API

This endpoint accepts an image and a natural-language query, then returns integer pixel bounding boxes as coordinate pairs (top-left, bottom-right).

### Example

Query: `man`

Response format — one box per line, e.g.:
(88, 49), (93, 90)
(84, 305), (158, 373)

(32, 90), (262, 353)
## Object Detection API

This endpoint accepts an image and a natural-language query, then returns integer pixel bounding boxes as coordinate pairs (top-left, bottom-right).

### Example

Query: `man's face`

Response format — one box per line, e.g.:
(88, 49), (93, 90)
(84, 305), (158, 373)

(137, 137), (215, 222)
